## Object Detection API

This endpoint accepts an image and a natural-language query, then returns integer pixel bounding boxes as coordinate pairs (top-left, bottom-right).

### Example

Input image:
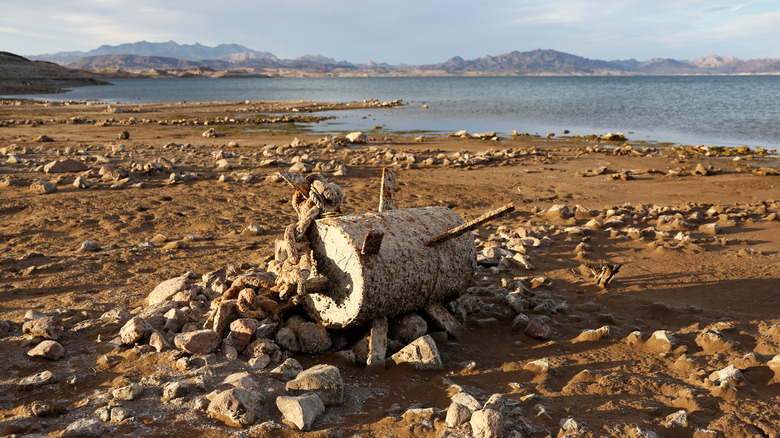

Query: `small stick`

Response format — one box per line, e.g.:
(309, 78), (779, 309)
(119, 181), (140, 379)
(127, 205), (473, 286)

(378, 168), (396, 212)
(424, 203), (515, 246)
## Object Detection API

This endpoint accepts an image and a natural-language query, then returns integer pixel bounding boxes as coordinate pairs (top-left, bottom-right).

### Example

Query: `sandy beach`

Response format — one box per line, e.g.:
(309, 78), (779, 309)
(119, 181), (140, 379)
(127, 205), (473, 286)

(0, 99), (778, 437)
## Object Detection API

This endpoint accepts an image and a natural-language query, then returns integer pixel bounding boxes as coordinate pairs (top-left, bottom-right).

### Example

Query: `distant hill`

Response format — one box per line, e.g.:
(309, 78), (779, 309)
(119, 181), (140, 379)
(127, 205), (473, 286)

(19, 42), (780, 79)
(31, 41), (274, 64)
(69, 55), (229, 72)
(0, 52), (109, 94)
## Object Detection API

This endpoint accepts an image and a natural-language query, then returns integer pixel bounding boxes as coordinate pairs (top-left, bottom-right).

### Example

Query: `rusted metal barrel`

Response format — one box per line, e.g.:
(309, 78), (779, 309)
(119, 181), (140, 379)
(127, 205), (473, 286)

(304, 206), (477, 329)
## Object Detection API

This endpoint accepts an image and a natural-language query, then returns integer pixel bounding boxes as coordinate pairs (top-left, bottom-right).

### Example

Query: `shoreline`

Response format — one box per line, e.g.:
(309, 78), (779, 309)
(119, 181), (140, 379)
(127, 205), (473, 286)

(1, 100), (778, 437)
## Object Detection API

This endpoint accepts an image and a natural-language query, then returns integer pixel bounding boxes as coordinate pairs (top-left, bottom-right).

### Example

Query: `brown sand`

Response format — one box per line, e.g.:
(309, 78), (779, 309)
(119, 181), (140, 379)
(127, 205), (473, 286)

(0, 100), (778, 437)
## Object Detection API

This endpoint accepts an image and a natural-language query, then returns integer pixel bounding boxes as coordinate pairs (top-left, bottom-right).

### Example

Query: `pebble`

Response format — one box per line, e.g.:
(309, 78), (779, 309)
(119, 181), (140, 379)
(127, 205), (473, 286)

(80, 240), (101, 251)
(275, 326), (300, 352)
(112, 385), (143, 401)
(162, 382), (189, 401)
(27, 340), (64, 360)
(388, 312), (428, 344)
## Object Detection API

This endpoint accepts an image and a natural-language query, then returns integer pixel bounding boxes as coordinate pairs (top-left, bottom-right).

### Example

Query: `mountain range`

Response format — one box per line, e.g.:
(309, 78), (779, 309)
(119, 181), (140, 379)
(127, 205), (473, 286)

(22, 41), (780, 77)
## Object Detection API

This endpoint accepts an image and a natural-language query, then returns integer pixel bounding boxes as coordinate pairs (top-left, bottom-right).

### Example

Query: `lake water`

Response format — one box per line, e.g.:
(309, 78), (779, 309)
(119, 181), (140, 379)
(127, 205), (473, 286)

(5, 76), (780, 150)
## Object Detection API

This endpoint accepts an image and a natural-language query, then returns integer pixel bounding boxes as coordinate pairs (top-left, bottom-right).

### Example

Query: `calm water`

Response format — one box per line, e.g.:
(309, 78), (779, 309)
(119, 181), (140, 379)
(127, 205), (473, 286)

(5, 76), (780, 149)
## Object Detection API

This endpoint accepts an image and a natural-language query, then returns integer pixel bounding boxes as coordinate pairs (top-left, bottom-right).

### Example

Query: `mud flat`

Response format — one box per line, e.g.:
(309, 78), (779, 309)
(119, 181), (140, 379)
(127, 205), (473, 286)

(0, 99), (779, 437)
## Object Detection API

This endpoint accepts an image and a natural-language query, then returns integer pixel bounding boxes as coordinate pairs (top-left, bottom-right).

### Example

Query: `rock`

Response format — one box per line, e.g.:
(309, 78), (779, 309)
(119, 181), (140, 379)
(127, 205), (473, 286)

(665, 409), (688, 428)
(346, 131), (367, 144)
(174, 330), (220, 355)
(43, 159), (88, 173)
(119, 317), (153, 345)
(560, 416), (584, 431)
(769, 355), (780, 380)
(646, 330), (676, 353)
(524, 358), (550, 374)
(163, 382), (189, 400)
(275, 326), (300, 352)
(36, 135), (54, 142)
(62, 418), (107, 437)
(698, 223), (721, 235)
(390, 335), (443, 370)
(709, 365), (745, 386)
(215, 159), (232, 171)
(270, 358), (303, 381)
(208, 388), (265, 427)
(244, 338), (280, 358)
(223, 372), (259, 389)
(19, 370), (58, 391)
(286, 364), (344, 406)
(230, 318), (259, 350)
(213, 299), (238, 338)
(470, 408), (503, 438)
(445, 402), (472, 428)
(202, 128), (218, 138)
(388, 313), (428, 344)
(524, 317), (551, 339)
(0, 319), (9, 337)
(112, 385), (143, 401)
(147, 276), (189, 306)
(572, 326), (610, 343)
(451, 390), (482, 412)
(149, 331), (172, 352)
(30, 179), (57, 194)
(27, 340), (64, 360)
(276, 394), (325, 431)
(296, 322), (332, 354)
(695, 330), (738, 354)
(22, 316), (63, 340)
(483, 393), (505, 413)
(79, 240), (101, 252)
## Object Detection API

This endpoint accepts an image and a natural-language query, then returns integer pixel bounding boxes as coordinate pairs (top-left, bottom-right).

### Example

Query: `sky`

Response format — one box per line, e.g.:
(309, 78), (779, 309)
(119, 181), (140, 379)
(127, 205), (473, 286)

(2, 0), (779, 64)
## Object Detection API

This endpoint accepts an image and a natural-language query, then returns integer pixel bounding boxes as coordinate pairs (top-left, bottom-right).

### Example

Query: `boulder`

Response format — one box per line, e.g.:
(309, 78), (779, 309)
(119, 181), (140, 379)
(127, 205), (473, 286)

(445, 402), (472, 427)
(286, 364), (344, 406)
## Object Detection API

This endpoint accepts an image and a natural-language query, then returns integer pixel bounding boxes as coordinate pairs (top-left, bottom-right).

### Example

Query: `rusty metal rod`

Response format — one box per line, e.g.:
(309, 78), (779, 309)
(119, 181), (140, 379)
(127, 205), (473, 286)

(424, 203), (515, 246)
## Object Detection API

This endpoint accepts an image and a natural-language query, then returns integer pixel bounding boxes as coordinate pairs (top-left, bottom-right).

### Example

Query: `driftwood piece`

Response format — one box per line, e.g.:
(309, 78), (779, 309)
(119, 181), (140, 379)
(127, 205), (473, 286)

(367, 317), (388, 369)
(424, 203), (515, 246)
(305, 206), (476, 329)
(378, 168), (396, 212)
(425, 303), (467, 339)
(588, 263), (623, 287)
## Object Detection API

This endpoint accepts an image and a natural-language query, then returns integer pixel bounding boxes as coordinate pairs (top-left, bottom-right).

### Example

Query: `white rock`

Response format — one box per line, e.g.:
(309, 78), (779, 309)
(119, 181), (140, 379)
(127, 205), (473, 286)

(276, 394), (325, 431)
(390, 335), (442, 370)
